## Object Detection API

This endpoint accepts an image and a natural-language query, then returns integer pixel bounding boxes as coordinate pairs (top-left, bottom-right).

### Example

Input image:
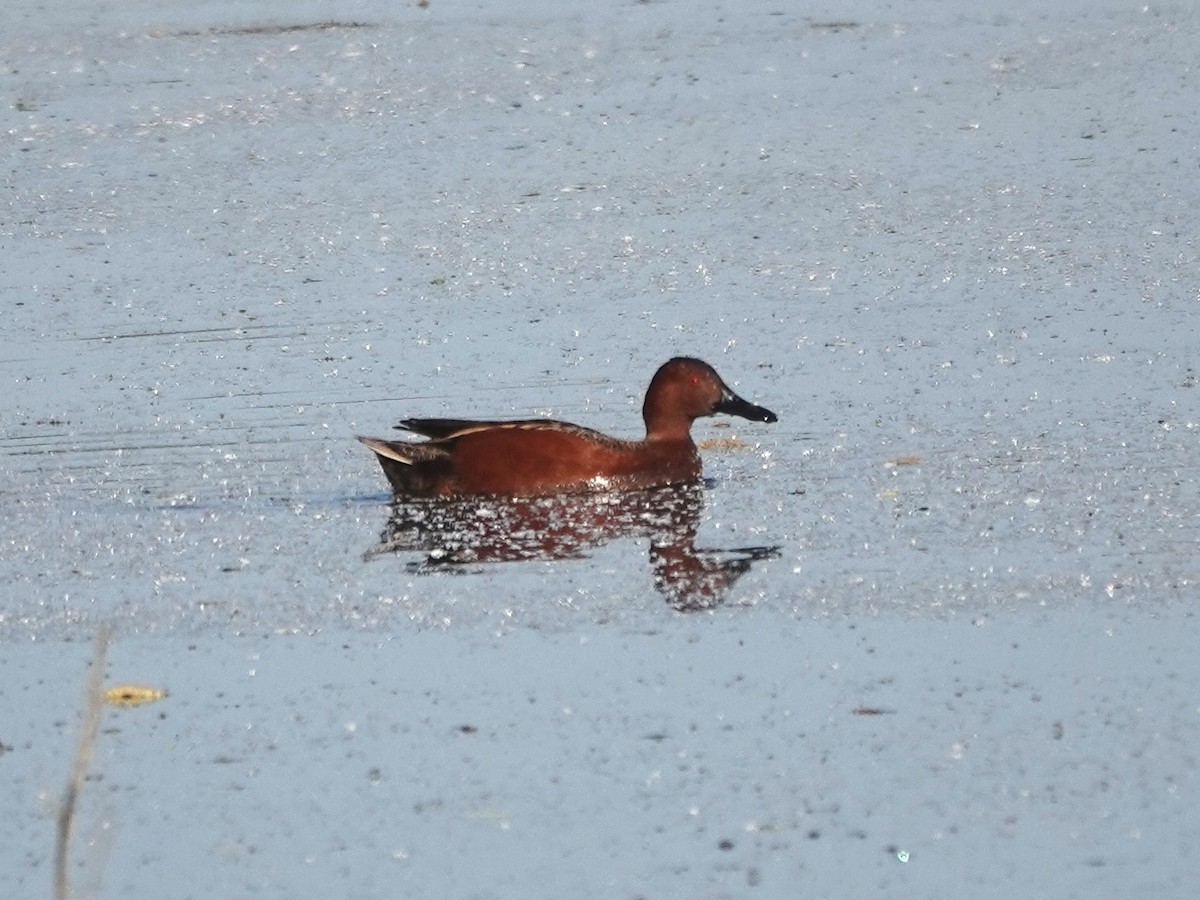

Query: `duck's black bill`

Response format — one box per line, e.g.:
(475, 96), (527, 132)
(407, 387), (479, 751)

(715, 391), (778, 424)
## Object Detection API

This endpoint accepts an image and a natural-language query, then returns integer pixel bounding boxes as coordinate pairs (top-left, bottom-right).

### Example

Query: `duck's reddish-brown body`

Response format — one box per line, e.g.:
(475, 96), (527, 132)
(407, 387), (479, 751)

(358, 357), (777, 497)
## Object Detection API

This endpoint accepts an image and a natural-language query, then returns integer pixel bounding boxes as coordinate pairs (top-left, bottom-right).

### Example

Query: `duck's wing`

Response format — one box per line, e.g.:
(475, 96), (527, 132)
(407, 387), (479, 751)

(390, 418), (638, 453)
(397, 417), (563, 439)
(356, 435), (448, 465)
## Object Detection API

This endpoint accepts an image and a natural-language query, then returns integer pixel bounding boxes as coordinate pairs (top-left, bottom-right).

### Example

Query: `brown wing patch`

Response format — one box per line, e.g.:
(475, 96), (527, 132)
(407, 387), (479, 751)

(358, 435), (448, 465)
(401, 418), (638, 451)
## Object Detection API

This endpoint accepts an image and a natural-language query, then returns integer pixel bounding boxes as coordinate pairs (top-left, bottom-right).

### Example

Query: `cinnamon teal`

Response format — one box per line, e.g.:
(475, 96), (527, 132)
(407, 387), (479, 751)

(358, 357), (777, 497)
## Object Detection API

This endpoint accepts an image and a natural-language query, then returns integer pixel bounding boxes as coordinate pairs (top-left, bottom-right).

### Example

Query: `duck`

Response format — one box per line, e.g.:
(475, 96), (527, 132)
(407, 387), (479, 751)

(358, 357), (776, 497)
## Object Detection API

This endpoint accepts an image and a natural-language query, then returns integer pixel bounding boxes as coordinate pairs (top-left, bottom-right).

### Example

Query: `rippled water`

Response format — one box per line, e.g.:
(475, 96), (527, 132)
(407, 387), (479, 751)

(3, 1), (1198, 897)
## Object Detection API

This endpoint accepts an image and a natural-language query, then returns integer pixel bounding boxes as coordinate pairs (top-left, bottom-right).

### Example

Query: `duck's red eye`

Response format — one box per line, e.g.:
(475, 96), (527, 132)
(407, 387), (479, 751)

(690, 376), (700, 385)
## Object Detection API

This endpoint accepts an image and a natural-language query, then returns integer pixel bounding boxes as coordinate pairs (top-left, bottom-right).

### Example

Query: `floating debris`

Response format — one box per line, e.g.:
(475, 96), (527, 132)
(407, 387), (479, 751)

(104, 685), (167, 708)
(698, 436), (751, 451)
(851, 706), (895, 716)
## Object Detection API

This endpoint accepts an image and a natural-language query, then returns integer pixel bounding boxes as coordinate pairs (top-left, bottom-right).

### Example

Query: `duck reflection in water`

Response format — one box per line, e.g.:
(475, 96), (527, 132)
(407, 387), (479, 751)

(365, 481), (778, 612)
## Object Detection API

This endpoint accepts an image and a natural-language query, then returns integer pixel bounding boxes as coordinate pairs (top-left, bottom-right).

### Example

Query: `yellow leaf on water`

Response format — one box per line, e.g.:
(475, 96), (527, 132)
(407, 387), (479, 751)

(104, 685), (167, 708)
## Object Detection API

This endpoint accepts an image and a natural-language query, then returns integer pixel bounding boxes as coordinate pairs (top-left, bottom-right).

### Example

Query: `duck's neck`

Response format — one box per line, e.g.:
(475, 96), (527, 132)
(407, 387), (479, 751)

(643, 400), (696, 442)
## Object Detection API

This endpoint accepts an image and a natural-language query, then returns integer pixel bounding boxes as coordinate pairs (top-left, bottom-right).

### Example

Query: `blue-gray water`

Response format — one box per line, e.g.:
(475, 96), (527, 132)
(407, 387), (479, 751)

(2, 1), (1197, 896)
